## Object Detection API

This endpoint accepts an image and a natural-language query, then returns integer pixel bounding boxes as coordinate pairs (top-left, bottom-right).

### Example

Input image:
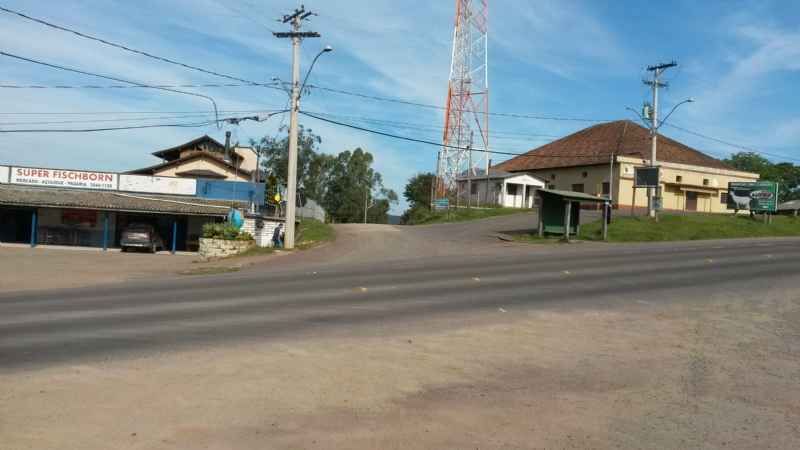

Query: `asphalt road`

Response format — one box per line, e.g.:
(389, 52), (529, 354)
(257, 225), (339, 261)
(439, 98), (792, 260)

(2, 212), (799, 371)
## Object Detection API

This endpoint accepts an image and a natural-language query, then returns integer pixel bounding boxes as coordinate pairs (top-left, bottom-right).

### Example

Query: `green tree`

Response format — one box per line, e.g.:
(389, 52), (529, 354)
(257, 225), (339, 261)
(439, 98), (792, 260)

(322, 148), (397, 223)
(725, 152), (800, 201)
(403, 172), (435, 210)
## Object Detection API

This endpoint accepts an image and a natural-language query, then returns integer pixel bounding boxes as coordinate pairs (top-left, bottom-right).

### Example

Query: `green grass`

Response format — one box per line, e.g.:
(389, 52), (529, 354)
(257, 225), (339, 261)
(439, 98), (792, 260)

(405, 207), (533, 225)
(296, 218), (335, 249)
(514, 213), (800, 243)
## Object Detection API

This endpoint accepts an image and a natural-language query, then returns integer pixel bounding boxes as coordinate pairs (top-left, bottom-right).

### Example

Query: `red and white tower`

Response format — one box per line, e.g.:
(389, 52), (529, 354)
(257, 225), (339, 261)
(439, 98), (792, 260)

(437, 0), (489, 196)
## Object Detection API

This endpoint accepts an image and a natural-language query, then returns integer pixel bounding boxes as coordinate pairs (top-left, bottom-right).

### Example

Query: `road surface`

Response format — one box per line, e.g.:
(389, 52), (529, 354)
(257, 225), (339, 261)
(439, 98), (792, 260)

(2, 212), (799, 449)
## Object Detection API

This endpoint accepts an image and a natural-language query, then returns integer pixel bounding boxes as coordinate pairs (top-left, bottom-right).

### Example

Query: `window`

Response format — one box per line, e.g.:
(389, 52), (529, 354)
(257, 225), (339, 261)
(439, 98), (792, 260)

(720, 192), (728, 204)
(550, 174), (557, 180)
(676, 175), (683, 183)
(703, 178), (710, 186)
(470, 182), (478, 195)
(582, 171), (588, 178)
(571, 183), (584, 193)
(601, 182), (610, 195)
(548, 184), (556, 190)
(507, 184), (518, 195)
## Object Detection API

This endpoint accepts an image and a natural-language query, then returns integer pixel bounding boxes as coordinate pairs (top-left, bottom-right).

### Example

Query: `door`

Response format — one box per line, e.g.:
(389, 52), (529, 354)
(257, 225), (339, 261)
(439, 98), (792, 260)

(686, 191), (698, 211)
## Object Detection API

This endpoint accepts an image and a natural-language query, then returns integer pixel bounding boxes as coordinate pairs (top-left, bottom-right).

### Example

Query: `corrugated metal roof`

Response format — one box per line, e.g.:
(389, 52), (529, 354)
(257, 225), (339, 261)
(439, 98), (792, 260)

(0, 185), (245, 216)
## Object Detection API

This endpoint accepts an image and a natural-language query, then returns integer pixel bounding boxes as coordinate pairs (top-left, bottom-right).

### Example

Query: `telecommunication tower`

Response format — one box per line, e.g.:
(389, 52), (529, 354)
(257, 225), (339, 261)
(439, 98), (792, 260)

(437, 0), (489, 197)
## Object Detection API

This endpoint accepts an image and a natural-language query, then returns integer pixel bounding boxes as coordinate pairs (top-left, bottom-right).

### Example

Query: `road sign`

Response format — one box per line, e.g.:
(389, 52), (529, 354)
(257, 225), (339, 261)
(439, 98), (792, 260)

(727, 181), (779, 212)
(634, 166), (660, 188)
(432, 198), (449, 211)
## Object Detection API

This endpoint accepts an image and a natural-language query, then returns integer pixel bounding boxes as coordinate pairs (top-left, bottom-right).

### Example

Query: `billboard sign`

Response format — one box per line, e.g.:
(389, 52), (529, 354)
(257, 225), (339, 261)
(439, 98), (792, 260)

(634, 166), (660, 188)
(0, 165), (9, 183)
(10, 166), (117, 190)
(727, 181), (779, 212)
(119, 174), (196, 196)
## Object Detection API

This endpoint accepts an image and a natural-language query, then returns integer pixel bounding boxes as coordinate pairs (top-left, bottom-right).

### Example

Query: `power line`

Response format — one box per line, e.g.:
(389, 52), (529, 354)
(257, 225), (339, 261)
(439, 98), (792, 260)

(0, 109), (278, 116)
(300, 110), (627, 159)
(665, 123), (800, 163)
(0, 114), (279, 133)
(0, 82), (282, 89)
(307, 84), (611, 122)
(0, 110), (283, 126)
(0, 5), (276, 87)
(0, 50), (220, 123)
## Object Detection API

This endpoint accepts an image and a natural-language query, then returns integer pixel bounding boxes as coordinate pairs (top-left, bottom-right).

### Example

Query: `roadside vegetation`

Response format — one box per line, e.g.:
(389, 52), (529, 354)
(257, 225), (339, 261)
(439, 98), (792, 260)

(296, 218), (335, 249)
(514, 213), (800, 243)
(405, 206), (533, 225)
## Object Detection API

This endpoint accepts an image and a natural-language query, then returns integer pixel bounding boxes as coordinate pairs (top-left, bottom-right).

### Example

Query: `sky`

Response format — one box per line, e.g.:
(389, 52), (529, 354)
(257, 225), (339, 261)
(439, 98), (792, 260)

(1, 0), (798, 214)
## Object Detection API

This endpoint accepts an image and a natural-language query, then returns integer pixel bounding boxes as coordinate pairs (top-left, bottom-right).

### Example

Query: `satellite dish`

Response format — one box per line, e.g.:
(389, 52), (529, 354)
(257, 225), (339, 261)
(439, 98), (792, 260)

(227, 209), (244, 229)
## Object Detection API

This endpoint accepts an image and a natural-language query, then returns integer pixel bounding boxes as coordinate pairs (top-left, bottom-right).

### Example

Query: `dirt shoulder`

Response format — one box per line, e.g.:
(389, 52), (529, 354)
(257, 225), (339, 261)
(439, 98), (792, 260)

(2, 288), (797, 449)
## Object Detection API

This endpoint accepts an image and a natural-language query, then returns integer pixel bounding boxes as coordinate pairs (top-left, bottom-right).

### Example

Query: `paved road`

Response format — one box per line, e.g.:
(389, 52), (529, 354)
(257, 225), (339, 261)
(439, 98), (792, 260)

(2, 212), (797, 370)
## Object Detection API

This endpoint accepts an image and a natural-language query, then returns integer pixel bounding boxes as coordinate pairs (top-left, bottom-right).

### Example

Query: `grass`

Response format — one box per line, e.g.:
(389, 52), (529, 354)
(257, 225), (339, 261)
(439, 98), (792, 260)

(296, 218), (335, 249)
(406, 207), (533, 225)
(515, 213), (800, 243)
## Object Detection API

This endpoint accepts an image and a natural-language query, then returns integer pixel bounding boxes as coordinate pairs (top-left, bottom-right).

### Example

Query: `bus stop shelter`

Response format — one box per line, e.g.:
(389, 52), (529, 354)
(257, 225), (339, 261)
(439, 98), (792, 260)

(536, 189), (610, 241)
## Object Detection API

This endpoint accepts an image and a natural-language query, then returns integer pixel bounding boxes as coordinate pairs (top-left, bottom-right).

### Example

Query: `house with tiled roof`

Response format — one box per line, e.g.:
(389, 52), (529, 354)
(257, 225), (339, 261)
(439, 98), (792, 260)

(128, 135), (257, 182)
(493, 120), (760, 213)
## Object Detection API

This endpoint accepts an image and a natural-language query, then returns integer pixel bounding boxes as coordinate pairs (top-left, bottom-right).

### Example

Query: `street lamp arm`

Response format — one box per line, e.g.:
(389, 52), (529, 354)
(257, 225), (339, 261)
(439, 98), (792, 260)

(299, 46), (333, 99)
(625, 107), (649, 127)
(657, 98), (693, 130)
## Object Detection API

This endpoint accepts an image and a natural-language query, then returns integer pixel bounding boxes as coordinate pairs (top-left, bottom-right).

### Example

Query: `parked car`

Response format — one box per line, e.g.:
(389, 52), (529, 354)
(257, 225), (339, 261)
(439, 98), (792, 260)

(120, 223), (165, 253)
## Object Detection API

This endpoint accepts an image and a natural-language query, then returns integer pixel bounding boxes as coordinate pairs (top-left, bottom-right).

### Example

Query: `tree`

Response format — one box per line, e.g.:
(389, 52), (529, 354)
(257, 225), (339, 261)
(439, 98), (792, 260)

(322, 148), (397, 223)
(725, 152), (800, 201)
(403, 172), (435, 210)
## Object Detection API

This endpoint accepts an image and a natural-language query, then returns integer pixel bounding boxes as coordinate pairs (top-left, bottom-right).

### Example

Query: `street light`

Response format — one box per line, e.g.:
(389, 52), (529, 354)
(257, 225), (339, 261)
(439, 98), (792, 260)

(284, 45), (333, 249)
(658, 98), (694, 129)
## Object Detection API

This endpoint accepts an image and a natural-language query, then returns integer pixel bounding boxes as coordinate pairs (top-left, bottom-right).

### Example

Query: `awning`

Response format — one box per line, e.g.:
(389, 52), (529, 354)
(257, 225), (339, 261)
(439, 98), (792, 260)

(537, 188), (609, 203)
(679, 187), (717, 195)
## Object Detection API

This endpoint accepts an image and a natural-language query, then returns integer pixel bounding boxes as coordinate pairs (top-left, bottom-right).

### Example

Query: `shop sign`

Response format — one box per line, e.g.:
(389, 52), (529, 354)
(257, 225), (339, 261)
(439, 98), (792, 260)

(11, 167), (117, 190)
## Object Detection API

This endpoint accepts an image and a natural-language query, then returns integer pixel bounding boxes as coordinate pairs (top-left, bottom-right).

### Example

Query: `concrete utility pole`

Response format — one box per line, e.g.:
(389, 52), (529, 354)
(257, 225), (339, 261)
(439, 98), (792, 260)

(274, 6), (320, 249)
(643, 61), (677, 219)
(467, 131), (473, 209)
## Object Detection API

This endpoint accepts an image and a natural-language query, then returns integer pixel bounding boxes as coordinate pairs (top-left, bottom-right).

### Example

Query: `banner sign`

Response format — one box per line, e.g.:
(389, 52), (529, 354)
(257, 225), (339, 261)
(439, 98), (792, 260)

(118, 174), (196, 196)
(432, 198), (450, 210)
(0, 165), (8, 183)
(727, 181), (779, 212)
(634, 166), (660, 188)
(11, 167), (117, 190)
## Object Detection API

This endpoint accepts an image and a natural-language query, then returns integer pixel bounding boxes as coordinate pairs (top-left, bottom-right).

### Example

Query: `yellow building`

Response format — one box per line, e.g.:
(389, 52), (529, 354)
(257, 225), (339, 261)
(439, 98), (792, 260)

(493, 120), (759, 213)
(128, 135), (257, 182)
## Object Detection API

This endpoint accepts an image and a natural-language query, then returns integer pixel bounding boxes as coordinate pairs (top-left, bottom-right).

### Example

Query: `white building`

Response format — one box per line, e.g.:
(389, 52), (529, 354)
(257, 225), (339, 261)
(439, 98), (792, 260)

(456, 170), (546, 208)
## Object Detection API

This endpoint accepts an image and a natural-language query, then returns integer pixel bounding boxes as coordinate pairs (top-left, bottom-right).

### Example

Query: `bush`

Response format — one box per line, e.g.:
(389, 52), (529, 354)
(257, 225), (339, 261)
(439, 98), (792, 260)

(202, 222), (253, 241)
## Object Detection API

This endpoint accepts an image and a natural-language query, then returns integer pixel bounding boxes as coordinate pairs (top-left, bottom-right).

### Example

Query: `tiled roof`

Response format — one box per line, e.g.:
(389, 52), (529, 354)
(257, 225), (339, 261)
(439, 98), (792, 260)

(126, 151), (252, 177)
(494, 120), (736, 172)
(151, 135), (226, 160)
(0, 185), (245, 216)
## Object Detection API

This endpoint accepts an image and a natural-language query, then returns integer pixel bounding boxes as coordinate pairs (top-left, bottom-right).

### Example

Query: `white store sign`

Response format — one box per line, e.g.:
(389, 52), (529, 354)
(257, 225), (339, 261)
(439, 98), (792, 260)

(118, 174), (196, 196)
(0, 165), (9, 183)
(10, 166), (117, 190)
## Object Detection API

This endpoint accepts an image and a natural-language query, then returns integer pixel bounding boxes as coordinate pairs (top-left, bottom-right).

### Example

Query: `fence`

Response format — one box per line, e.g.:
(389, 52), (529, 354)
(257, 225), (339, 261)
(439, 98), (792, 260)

(297, 199), (326, 222)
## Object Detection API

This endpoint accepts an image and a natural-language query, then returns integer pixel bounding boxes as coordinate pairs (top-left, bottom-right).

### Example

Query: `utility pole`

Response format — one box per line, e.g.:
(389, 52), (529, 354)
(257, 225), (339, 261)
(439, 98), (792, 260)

(364, 189), (369, 224)
(467, 131), (473, 209)
(643, 61), (677, 219)
(274, 5), (320, 249)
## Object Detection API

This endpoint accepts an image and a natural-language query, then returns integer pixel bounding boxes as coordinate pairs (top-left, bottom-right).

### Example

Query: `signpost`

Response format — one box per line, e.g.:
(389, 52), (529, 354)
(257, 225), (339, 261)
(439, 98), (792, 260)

(432, 198), (450, 211)
(634, 166), (660, 188)
(727, 181), (779, 213)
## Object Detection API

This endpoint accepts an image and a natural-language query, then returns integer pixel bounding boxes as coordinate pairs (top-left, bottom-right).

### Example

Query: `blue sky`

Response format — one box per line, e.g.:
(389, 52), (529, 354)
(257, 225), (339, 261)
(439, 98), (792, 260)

(1, 0), (798, 213)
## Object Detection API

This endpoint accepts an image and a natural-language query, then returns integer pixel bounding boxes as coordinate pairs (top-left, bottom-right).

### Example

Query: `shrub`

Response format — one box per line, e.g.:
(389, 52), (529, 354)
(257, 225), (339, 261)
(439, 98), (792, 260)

(236, 231), (254, 241)
(202, 222), (253, 241)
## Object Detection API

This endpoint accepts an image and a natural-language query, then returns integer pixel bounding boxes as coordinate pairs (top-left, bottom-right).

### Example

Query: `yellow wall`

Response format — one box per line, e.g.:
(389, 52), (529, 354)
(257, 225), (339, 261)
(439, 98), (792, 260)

(520, 157), (759, 214)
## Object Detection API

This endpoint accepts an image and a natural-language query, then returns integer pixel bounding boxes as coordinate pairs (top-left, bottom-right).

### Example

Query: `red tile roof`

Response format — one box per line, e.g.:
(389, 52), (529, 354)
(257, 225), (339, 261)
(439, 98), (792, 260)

(494, 120), (735, 172)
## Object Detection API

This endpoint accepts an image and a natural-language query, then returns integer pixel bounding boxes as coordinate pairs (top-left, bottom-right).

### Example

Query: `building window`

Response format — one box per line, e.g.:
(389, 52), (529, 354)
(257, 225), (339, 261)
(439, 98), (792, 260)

(571, 183), (584, 193)
(507, 184), (517, 195)
(703, 178), (710, 186)
(720, 192), (728, 204)
(470, 182), (478, 195)
(548, 184), (556, 190)
(676, 175), (683, 183)
(582, 171), (588, 178)
(550, 174), (556, 180)
(601, 182), (610, 195)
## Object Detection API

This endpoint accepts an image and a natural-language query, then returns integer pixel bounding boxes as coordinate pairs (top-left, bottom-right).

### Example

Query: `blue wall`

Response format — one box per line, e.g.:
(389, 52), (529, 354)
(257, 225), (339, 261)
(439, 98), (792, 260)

(196, 180), (265, 205)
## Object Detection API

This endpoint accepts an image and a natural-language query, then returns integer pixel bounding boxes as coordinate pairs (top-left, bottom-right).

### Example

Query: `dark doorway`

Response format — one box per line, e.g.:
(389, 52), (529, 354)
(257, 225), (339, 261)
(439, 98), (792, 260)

(686, 191), (698, 211)
(0, 207), (33, 243)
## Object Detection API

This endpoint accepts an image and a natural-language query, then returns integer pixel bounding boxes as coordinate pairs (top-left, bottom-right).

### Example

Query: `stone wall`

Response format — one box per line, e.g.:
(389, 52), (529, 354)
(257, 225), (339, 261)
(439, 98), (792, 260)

(199, 237), (254, 259)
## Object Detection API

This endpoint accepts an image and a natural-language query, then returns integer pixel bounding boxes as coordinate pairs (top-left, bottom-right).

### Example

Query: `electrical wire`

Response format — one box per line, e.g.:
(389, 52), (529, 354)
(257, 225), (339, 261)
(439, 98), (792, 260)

(0, 82), (282, 89)
(0, 109), (280, 115)
(306, 85), (612, 123)
(300, 110), (628, 159)
(0, 50), (221, 126)
(0, 111), (274, 126)
(665, 124), (800, 163)
(0, 5), (277, 88)
(0, 113), (283, 133)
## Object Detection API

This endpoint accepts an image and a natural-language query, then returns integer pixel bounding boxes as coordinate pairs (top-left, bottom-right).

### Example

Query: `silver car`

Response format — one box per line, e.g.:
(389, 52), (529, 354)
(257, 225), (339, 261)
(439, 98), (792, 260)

(120, 223), (165, 253)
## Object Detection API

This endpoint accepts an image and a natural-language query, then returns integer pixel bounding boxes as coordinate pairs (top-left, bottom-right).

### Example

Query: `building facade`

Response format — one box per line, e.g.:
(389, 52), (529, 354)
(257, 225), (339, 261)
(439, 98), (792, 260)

(494, 121), (759, 213)
(456, 171), (545, 208)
